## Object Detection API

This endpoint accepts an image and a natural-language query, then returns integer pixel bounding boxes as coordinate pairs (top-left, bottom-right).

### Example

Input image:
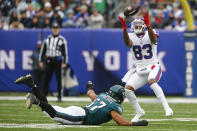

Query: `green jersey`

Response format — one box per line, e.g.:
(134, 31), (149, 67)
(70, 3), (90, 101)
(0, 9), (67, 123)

(83, 93), (123, 125)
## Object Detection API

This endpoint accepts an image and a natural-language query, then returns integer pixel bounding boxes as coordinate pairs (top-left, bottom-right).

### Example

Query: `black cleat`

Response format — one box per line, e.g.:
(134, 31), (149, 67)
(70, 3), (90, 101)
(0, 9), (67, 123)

(132, 120), (148, 126)
(26, 93), (39, 109)
(86, 81), (94, 91)
(14, 74), (36, 88)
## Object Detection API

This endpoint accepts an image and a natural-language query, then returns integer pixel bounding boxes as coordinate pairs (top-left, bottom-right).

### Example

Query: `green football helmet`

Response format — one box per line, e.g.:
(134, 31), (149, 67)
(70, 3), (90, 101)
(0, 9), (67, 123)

(107, 85), (125, 104)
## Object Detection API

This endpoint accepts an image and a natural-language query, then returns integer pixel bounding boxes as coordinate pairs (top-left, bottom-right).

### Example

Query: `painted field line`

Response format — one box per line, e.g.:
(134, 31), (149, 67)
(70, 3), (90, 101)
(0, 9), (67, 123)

(147, 118), (197, 122)
(0, 114), (48, 118)
(0, 123), (194, 130)
(0, 123), (100, 129)
(108, 128), (173, 131)
(0, 118), (50, 122)
(1, 96), (197, 103)
(152, 123), (197, 126)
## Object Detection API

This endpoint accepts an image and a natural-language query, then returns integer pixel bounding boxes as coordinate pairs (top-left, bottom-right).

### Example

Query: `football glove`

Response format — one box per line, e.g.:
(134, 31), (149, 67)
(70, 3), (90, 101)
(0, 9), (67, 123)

(142, 12), (150, 27)
(132, 120), (148, 126)
(118, 16), (127, 29)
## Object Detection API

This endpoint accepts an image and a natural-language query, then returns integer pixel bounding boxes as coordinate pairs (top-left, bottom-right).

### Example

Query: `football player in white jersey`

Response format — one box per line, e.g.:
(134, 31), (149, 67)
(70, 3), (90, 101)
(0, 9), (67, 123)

(118, 11), (173, 122)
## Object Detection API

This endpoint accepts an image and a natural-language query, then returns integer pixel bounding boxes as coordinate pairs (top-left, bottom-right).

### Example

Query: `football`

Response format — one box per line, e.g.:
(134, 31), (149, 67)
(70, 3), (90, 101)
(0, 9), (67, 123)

(124, 5), (140, 17)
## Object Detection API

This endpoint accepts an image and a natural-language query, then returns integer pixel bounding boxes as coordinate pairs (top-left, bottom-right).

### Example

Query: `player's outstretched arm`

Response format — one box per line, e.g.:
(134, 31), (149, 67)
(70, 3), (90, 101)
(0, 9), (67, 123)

(118, 16), (133, 48)
(86, 81), (97, 101)
(111, 110), (132, 126)
(111, 111), (148, 126)
(143, 12), (157, 44)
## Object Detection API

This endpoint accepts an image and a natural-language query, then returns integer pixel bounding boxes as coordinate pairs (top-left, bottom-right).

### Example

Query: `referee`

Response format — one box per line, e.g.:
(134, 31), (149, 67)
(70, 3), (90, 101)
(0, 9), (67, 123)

(39, 22), (68, 102)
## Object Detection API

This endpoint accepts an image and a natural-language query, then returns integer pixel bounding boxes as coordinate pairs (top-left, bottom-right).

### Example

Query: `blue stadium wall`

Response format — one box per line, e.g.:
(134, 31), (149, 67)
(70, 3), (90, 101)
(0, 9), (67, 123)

(0, 29), (185, 95)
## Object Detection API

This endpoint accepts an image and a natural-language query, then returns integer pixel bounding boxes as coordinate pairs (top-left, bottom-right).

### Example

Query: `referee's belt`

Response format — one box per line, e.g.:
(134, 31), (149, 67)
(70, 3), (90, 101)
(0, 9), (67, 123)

(46, 56), (62, 61)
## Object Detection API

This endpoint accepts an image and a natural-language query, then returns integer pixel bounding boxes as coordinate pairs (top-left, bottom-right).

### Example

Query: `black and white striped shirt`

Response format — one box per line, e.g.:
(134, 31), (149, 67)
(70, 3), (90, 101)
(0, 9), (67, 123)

(39, 34), (68, 64)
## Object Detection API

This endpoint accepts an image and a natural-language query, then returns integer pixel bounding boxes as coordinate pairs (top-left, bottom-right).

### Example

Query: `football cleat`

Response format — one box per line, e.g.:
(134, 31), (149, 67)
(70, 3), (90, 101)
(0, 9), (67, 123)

(14, 74), (36, 88)
(131, 109), (145, 122)
(166, 108), (173, 117)
(86, 81), (94, 91)
(26, 93), (39, 109)
(132, 120), (148, 126)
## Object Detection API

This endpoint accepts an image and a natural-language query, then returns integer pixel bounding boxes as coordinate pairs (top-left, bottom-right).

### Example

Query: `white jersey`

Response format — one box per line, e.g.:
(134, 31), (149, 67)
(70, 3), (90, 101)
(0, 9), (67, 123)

(128, 29), (159, 68)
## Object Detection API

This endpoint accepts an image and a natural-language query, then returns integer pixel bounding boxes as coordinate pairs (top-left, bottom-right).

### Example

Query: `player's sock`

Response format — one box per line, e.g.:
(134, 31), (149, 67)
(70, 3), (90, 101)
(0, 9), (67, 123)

(125, 89), (142, 113)
(150, 83), (171, 111)
(39, 101), (57, 118)
(32, 87), (48, 103)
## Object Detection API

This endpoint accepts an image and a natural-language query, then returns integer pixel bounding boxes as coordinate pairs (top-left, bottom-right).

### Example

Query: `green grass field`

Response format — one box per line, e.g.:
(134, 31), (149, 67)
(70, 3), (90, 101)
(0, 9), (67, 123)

(0, 98), (197, 131)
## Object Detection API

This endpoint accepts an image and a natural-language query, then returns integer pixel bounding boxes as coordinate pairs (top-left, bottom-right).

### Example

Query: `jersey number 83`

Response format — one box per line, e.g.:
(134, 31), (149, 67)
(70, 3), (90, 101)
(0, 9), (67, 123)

(133, 44), (153, 60)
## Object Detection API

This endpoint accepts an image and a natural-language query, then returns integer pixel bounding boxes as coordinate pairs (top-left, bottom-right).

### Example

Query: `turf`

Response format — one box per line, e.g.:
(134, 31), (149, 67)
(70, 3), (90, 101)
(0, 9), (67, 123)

(0, 100), (197, 131)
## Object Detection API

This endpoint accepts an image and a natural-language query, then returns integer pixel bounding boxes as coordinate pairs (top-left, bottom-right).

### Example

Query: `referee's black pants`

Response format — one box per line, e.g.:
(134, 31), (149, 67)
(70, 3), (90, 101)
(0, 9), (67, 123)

(42, 57), (62, 100)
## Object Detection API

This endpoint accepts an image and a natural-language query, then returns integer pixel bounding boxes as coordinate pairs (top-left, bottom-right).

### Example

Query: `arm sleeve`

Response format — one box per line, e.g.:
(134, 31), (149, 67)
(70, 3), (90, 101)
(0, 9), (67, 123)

(39, 41), (47, 62)
(61, 38), (68, 64)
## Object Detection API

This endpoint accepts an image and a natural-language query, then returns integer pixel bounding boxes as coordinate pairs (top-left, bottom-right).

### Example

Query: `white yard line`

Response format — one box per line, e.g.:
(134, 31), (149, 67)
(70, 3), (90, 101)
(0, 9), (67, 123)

(0, 123), (195, 130)
(0, 114), (48, 117)
(147, 118), (197, 122)
(0, 123), (100, 129)
(0, 117), (197, 129)
(0, 96), (197, 103)
(0, 119), (49, 122)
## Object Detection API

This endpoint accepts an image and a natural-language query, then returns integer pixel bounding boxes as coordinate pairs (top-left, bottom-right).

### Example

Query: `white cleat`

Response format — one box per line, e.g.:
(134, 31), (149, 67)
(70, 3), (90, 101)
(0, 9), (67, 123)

(166, 108), (173, 117)
(131, 109), (145, 122)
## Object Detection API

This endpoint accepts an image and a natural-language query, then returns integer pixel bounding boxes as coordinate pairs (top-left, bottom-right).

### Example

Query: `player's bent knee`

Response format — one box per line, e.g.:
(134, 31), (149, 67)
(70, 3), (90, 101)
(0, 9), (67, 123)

(148, 79), (157, 86)
(125, 85), (135, 91)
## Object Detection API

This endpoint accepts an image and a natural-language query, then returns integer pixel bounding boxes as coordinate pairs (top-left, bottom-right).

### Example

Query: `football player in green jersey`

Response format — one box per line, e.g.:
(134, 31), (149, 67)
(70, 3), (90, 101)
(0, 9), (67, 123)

(15, 74), (148, 126)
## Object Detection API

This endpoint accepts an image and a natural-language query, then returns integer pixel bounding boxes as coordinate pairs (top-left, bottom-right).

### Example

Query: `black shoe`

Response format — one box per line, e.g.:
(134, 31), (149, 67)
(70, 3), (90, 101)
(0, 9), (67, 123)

(15, 74), (36, 88)
(132, 120), (148, 126)
(86, 81), (94, 90)
(26, 93), (39, 109)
